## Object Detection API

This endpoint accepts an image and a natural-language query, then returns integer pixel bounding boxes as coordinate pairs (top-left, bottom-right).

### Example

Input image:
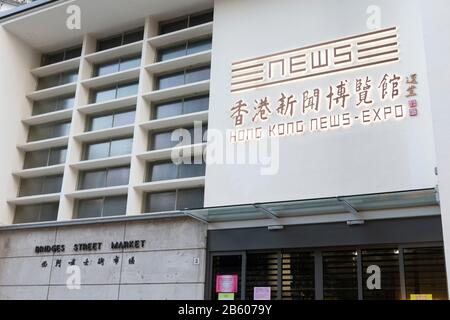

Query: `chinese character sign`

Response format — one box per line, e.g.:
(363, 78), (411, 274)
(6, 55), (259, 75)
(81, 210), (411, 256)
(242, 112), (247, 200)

(228, 73), (420, 144)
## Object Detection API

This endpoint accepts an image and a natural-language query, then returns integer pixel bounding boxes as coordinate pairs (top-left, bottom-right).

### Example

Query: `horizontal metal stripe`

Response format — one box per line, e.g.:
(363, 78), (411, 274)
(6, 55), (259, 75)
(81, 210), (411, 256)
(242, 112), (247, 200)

(357, 42), (398, 53)
(231, 57), (399, 93)
(231, 69), (264, 79)
(232, 27), (397, 66)
(231, 63), (264, 72)
(357, 34), (397, 45)
(231, 77), (264, 86)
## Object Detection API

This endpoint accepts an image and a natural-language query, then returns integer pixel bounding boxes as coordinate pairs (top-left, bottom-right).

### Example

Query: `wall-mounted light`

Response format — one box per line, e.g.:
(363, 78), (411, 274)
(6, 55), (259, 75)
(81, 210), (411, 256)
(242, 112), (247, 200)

(268, 225), (284, 231)
(347, 220), (365, 226)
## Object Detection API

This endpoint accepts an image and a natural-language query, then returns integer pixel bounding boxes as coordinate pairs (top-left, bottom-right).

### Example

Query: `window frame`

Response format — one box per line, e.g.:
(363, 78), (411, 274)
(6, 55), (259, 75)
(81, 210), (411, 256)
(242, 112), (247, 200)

(148, 125), (208, 151)
(83, 136), (134, 161)
(91, 81), (139, 104)
(157, 37), (212, 62)
(145, 187), (205, 213)
(27, 121), (71, 142)
(32, 94), (76, 116)
(96, 27), (144, 52)
(146, 158), (206, 182)
(18, 174), (64, 197)
(41, 45), (82, 66)
(87, 107), (136, 132)
(75, 195), (128, 219)
(152, 95), (209, 120)
(23, 147), (67, 170)
(93, 54), (142, 77)
(156, 65), (211, 90)
(36, 69), (79, 91)
(78, 166), (130, 190)
(158, 9), (214, 35)
(14, 202), (59, 224)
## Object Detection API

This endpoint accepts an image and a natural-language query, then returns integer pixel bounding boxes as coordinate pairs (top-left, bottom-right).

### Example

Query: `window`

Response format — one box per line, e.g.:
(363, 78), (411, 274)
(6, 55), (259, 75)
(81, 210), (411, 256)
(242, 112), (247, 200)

(362, 249), (401, 300)
(32, 95), (75, 116)
(97, 28), (144, 52)
(110, 137), (134, 157)
(189, 10), (214, 27)
(94, 55), (141, 77)
(37, 70), (78, 90)
(147, 159), (205, 182)
(145, 188), (204, 213)
(176, 186), (204, 209)
(14, 203), (59, 224)
(41, 46), (82, 66)
(150, 131), (176, 151)
(153, 95), (209, 120)
(117, 82), (139, 99)
(323, 250), (359, 300)
(28, 121), (71, 142)
(92, 81), (139, 103)
(404, 247), (448, 300)
(88, 108), (136, 132)
(210, 246), (448, 301)
(281, 251), (315, 300)
(79, 166), (130, 190)
(159, 10), (213, 35)
(157, 38), (212, 62)
(212, 255), (243, 301)
(246, 253), (279, 300)
(19, 175), (63, 197)
(156, 66), (210, 90)
(84, 137), (133, 160)
(149, 125), (207, 151)
(76, 196), (127, 219)
(24, 147), (67, 169)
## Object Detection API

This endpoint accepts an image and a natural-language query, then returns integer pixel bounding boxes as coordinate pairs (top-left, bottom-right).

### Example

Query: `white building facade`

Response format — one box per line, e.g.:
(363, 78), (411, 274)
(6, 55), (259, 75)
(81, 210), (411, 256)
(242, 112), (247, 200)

(0, 0), (449, 300)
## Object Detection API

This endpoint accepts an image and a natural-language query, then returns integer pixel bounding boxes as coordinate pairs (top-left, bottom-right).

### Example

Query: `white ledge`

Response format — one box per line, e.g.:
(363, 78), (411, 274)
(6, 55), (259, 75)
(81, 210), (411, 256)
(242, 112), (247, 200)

(143, 80), (210, 103)
(85, 41), (143, 64)
(17, 136), (69, 152)
(137, 143), (207, 162)
(81, 68), (141, 89)
(139, 111), (208, 131)
(7, 193), (61, 206)
(134, 176), (205, 193)
(146, 50), (212, 75)
(73, 125), (135, 143)
(70, 155), (132, 171)
(148, 22), (213, 48)
(13, 164), (66, 179)
(66, 186), (129, 199)
(22, 109), (73, 126)
(31, 58), (81, 78)
(27, 83), (77, 101)
(77, 95), (138, 115)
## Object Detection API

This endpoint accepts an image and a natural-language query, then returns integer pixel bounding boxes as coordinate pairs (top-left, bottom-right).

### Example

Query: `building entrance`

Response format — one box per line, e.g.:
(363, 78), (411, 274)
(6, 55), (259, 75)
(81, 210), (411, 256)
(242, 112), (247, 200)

(209, 245), (448, 300)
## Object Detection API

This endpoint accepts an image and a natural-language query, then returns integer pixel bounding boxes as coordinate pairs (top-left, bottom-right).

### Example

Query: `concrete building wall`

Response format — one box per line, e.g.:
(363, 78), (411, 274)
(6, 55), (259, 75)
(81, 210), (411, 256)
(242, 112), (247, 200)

(206, 0), (437, 207)
(420, 0), (450, 294)
(0, 217), (207, 300)
(0, 26), (39, 225)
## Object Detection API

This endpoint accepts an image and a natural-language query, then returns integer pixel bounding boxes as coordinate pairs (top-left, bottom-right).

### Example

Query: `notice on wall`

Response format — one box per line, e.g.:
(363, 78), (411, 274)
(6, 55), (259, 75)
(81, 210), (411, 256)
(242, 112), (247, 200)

(410, 294), (433, 300)
(218, 293), (235, 301)
(254, 287), (271, 301)
(216, 275), (238, 293)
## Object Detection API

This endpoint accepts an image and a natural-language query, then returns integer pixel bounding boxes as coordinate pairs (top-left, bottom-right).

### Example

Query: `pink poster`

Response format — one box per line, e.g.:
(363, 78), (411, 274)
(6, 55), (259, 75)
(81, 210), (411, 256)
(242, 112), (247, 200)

(216, 275), (238, 293)
(254, 287), (271, 300)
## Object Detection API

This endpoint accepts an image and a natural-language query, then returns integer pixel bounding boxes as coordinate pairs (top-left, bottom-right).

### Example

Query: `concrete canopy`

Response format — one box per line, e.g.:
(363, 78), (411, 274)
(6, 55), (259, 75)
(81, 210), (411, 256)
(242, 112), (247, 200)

(1, 0), (213, 51)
